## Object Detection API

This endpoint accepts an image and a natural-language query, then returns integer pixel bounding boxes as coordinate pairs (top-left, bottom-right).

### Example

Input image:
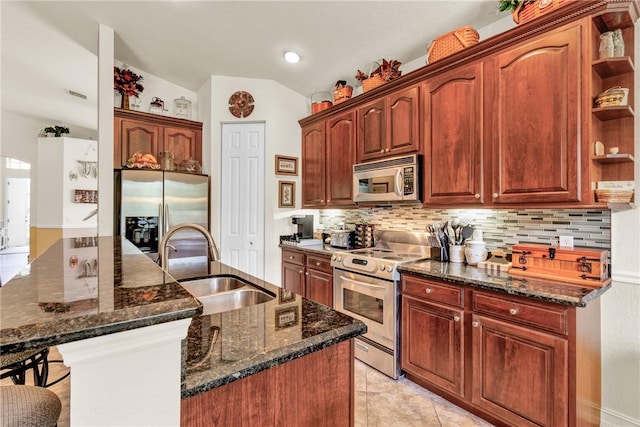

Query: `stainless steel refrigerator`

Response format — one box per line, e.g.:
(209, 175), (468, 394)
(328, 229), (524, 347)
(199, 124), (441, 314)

(114, 169), (210, 260)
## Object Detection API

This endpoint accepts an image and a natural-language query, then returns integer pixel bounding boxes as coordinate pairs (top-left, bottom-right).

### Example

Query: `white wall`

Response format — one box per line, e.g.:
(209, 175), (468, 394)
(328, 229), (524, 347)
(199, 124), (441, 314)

(599, 21), (640, 427)
(200, 75), (311, 284)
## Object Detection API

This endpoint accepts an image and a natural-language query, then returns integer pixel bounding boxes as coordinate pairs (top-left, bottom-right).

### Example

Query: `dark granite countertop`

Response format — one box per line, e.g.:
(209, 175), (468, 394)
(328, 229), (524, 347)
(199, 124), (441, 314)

(0, 237), (202, 354)
(398, 260), (610, 307)
(174, 260), (366, 398)
(279, 243), (342, 257)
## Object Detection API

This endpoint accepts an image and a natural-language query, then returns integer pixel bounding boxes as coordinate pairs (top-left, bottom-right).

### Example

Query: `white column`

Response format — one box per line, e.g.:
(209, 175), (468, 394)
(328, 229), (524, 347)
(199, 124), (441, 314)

(58, 318), (191, 427)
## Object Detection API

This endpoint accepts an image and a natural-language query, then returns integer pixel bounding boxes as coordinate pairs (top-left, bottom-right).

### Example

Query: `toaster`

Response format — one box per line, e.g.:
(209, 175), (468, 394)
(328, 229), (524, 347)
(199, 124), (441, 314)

(330, 230), (355, 249)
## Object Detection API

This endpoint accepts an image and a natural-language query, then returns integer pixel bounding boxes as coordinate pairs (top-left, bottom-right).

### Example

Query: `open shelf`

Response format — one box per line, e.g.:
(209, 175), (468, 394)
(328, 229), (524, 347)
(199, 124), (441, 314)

(592, 57), (634, 77)
(592, 105), (634, 120)
(592, 153), (635, 163)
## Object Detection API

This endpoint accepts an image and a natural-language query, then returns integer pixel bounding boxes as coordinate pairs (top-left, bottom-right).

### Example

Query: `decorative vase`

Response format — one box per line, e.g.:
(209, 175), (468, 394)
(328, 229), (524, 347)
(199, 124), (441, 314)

(121, 92), (130, 110)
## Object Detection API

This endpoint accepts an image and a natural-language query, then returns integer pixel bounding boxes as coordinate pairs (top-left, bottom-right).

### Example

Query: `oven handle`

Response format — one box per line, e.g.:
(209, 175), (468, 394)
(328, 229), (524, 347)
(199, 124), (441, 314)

(339, 275), (386, 290)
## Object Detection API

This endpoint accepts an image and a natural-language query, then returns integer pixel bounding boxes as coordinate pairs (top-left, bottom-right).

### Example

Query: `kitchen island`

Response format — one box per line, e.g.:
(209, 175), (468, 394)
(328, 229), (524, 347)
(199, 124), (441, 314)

(0, 237), (365, 427)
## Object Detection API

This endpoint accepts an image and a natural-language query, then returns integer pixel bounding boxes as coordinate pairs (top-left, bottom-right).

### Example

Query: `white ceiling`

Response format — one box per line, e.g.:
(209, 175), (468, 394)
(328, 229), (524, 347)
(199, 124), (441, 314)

(1, 1), (505, 131)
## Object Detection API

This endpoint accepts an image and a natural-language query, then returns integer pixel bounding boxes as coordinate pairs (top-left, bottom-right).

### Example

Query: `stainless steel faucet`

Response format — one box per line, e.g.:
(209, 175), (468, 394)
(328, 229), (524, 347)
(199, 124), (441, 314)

(158, 223), (220, 269)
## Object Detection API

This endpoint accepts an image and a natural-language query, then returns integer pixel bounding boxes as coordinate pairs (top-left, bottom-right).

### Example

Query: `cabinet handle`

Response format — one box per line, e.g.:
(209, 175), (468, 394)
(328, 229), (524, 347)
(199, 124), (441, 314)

(509, 308), (518, 316)
(474, 193), (480, 199)
(425, 288), (432, 294)
(454, 316), (460, 322)
(472, 321), (479, 328)
(492, 193), (499, 199)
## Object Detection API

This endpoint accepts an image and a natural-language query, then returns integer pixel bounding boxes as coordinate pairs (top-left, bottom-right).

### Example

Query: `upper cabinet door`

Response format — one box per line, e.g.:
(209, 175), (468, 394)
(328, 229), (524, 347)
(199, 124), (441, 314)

(326, 110), (357, 207)
(164, 127), (201, 167)
(387, 85), (420, 157)
(357, 99), (386, 162)
(301, 122), (326, 208)
(423, 62), (484, 206)
(117, 119), (161, 167)
(491, 24), (582, 204)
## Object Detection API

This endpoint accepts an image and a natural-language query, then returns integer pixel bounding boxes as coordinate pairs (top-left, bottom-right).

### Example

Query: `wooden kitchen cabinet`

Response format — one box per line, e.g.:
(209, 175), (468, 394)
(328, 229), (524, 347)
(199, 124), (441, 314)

(114, 108), (202, 169)
(489, 23), (582, 205)
(401, 273), (602, 427)
(281, 248), (333, 307)
(423, 61), (485, 205)
(401, 276), (465, 397)
(301, 111), (356, 208)
(357, 85), (420, 162)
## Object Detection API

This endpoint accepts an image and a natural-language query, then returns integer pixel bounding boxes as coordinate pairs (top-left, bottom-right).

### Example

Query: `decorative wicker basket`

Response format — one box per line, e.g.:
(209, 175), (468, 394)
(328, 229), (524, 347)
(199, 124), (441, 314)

(333, 85), (353, 104)
(513, 0), (572, 24)
(427, 26), (479, 63)
(362, 75), (387, 92)
(595, 189), (634, 203)
(595, 86), (629, 108)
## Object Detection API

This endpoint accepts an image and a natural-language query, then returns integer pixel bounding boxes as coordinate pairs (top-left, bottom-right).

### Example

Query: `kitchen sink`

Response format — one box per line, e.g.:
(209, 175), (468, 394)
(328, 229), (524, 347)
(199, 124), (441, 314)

(179, 274), (275, 315)
(197, 288), (274, 315)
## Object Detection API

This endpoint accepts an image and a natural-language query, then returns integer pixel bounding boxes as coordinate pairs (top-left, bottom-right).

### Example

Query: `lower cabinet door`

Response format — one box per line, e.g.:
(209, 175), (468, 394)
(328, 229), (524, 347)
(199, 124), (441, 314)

(306, 268), (333, 308)
(282, 262), (305, 296)
(401, 295), (464, 396)
(471, 314), (568, 427)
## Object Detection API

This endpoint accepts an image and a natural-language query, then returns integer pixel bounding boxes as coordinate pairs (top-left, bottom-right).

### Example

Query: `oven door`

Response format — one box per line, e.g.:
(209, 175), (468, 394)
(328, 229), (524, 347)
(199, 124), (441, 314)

(334, 269), (396, 350)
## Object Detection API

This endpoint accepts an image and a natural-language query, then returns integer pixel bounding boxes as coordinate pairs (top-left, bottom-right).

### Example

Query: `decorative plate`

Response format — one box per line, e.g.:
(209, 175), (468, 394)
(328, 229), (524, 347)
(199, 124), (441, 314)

(228, 91), (255, 118)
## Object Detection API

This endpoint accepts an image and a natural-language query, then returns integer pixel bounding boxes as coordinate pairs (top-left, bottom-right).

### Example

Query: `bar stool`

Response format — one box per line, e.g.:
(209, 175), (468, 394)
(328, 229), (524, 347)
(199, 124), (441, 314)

(0, 347), (49, 387)
(1, 385), (61, 427)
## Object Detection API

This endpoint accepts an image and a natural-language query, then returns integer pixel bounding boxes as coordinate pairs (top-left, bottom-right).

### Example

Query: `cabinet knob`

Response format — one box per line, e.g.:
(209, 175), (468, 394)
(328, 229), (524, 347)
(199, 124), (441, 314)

(454, 316), (460, 322)
(474, 193), (480, 199)
(320, 199), (324, 204)
(316, 262), (321, 266)
(509, 308), (518, 316)
(385, 148), (390, 153)
(492, 193), (499, 199)
(472, 321), (479, 328)
(299, 270), (303, 274)
(289, 256), (294, 260)
(380, 149), (385, 154)
(305, 272), (309, 276)
(425, 288), (432, 294)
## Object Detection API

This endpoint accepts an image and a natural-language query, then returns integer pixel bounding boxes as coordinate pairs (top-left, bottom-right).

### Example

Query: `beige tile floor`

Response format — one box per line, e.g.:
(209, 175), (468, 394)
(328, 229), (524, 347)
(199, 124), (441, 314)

(3, 348), (494, 427)
(354, 360), (495, 427)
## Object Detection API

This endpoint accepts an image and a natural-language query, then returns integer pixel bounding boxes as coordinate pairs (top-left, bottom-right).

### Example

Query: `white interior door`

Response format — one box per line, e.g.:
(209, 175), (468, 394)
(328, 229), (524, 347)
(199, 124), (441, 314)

(221, 123), (265, 279)
(6, 178), (30, 247)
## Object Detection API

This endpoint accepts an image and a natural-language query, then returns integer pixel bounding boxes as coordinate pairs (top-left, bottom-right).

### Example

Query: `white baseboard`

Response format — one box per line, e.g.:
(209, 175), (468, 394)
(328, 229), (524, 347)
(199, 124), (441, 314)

(601, 407), (640, 427)
(611, 269), (640, 286)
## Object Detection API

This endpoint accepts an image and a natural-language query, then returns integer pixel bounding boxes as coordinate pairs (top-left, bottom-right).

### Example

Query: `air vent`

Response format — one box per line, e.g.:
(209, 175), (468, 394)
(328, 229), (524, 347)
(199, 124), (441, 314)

(67, 89), (87, 100)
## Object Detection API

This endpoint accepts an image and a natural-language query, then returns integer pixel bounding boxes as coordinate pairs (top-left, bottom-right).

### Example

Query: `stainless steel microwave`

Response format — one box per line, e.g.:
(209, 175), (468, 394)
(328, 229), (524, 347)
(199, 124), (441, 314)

(353, 154), (420, 204)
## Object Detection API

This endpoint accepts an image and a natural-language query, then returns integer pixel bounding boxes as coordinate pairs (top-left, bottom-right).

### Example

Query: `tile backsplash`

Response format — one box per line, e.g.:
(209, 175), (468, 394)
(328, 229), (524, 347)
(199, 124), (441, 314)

(319, 205), (611, 251)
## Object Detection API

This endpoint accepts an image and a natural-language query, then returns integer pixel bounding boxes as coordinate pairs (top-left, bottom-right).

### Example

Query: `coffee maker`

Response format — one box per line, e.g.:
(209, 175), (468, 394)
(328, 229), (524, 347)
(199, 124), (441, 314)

(291, 215), (314, 241)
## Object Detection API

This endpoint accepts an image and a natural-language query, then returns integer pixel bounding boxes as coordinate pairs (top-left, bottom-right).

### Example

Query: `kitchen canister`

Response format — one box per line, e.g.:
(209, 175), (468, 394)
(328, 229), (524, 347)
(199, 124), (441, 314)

(464, 241), (489, 266)
(449, 245), (466, 263)
(173, 96), (192, 119)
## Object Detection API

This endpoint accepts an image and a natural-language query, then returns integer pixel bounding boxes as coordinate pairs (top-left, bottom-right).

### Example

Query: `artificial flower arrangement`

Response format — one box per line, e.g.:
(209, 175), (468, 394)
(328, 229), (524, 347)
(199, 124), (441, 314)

(44, 125), (69, 137)
(114, 66), (144, 97)
(355, 59), (402, 83)
(497, 0), (534, 12)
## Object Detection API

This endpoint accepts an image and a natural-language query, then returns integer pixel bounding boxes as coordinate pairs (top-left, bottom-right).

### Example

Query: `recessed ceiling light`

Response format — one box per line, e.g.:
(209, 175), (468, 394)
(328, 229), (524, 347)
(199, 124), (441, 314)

(283, 49), (302, 64)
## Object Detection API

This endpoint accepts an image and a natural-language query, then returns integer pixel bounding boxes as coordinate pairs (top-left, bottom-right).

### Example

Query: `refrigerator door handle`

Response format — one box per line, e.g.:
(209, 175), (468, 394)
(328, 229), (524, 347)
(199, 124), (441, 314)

(158, 203), (164, 241)
(165, 203), (170, 233)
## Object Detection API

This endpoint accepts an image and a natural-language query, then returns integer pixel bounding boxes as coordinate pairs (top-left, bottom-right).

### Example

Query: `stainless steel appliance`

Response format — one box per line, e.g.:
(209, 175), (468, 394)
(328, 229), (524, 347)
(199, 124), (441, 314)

(114, 169), (210, 260)
(330, 230), (355, 249)
(280, 215), (323, 246)
(331, 230), (431, 379)
(353, 154), (420, 204)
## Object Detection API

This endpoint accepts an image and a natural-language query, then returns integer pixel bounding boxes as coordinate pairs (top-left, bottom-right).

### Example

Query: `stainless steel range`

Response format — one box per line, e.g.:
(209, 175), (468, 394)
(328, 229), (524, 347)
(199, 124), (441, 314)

(331, 230), (431, 379)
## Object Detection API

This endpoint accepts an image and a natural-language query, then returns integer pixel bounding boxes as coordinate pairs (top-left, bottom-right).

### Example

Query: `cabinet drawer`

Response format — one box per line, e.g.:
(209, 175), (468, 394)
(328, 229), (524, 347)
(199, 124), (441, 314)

(472, 291), (568, 335)
(402, 276), (463, 308)
(306, 254), (332, 273)
(282, 249), (305, 266)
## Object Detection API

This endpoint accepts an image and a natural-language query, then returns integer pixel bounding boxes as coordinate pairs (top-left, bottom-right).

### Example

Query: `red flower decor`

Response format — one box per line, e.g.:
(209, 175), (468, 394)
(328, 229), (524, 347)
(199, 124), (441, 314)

(114, 66), (144, 97)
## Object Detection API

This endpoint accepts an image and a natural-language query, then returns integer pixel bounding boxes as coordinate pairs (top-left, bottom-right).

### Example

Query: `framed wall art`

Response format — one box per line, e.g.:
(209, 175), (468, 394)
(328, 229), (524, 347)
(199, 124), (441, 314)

(275, 155), (298, 176)
(278, 181), (296, 208)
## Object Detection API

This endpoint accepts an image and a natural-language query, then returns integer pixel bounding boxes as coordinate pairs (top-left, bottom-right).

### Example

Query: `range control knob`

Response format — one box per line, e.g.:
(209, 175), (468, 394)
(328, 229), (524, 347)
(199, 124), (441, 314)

(335, 256), (342, 262)
(379, 264), (386, 271)
(386, 266), (393, 272)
